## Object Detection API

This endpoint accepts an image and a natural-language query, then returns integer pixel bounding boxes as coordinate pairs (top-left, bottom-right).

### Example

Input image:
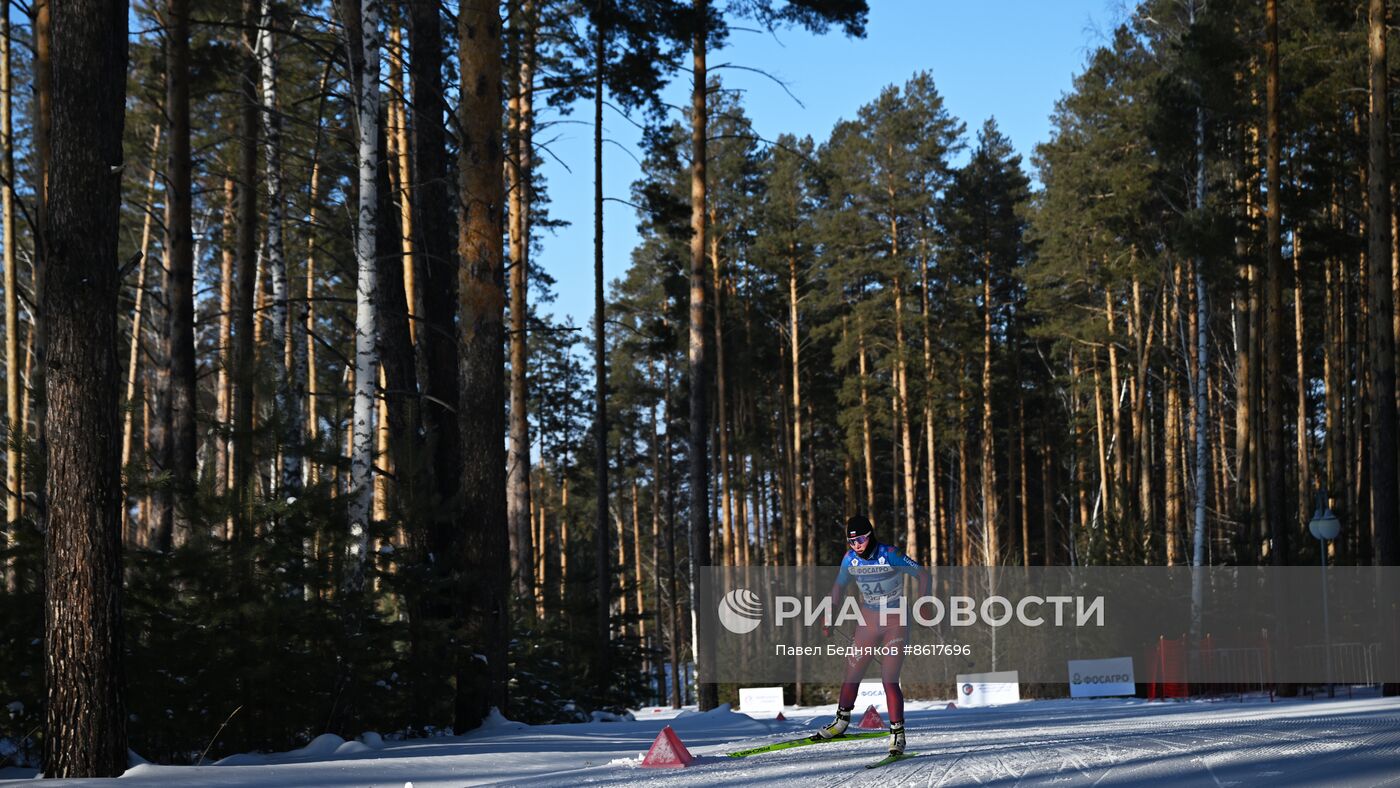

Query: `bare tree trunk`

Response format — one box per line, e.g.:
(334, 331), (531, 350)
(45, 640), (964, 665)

(1367, 0), (1399, 565)
(119, 125), (162, 545)
(787, 250), (806, 564)
(387, 25), (419, 346)
(894, 268), (917, 561)
(921, 254), (940, 565)
(216, 176), (235, 501)
(588, 8), (613, 687)
(1264, 0), (1288, 566)
(958, 370), (970, 566)
(713, 232), (733, 565)
(456, 0), (509, 729)
(981, 253), (998, 564)
(256, 2), (301, 495)
(346, 0), (381, 587)
(688, 0), (716, 711)
(42, 0), (129, 773)
(1293, 229), (1308, 526)
(30, 0), (50, 534)
(1104, 291), (1122, 524)
(858, 322), (875, 519)
(301, 143), (323, 487)
(1, 10), (18, 552)
(506, 0), (537, 604)
(232, 0), (261, 540)
(408, 0), (462, 598)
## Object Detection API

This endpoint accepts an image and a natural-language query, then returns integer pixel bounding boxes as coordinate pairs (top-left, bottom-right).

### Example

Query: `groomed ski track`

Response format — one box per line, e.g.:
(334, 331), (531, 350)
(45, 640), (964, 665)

(13, 693), (1400, 786)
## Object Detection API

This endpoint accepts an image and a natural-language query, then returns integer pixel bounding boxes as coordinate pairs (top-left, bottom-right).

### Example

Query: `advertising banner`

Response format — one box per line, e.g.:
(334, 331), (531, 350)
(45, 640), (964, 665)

(1068, 657), (1136, 697)
(738, 686), (785, 715)
(956, 671), (1021, 707)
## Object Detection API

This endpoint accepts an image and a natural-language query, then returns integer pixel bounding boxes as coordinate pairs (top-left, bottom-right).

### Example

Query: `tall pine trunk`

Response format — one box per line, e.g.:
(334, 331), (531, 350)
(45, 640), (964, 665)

(1264, 0), (1287, 566)
(164, 0), (195, 550)
(590, 8), (612, 690)
(688, 0), (716, 711)
(1, 8), (17, 551)
(456, 0), (509, 730)
(1367, 0), (1399, 565)
(506, 0), (537, 605)
(119, 125), (161, 544)
(408, 0), (462, 597)
(232, 0), (261, 542)
(787, 249), (806, 564)
(42, 0), (129, 774)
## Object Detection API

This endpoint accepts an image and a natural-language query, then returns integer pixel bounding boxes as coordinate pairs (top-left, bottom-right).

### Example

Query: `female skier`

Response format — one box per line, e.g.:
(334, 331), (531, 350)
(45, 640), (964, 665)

(815, 514), (930, 757)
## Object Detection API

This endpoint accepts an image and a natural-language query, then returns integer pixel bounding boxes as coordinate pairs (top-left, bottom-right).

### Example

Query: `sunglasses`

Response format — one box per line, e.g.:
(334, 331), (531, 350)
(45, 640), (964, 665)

(847, 534), (870, 547)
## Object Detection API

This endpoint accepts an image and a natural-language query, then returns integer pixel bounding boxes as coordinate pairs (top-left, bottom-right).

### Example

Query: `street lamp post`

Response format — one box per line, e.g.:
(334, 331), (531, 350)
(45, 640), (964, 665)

(1308, 491), (1341, 698)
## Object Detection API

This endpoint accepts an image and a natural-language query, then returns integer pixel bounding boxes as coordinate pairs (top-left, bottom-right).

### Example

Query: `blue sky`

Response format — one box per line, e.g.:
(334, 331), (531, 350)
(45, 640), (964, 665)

(532, 0), (1131, 329)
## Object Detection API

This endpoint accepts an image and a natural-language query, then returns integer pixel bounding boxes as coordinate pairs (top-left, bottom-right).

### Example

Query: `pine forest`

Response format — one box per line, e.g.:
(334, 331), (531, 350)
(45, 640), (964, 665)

(1, 0), (1399, 777)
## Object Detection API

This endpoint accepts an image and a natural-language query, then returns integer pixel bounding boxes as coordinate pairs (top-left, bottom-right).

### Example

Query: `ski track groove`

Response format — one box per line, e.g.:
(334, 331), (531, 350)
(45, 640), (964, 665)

(801, 710), (1400, 788)
(512, 703), (1400, 787)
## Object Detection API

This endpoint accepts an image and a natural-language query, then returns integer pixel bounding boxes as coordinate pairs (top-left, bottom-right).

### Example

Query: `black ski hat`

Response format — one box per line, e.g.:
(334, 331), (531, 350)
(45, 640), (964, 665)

(845, 515), (873, 540)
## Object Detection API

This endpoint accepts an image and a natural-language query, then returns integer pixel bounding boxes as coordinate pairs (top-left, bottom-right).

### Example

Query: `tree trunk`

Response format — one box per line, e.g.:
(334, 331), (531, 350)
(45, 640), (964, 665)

(456, 0), (509, 729)
(232, 0), (261, 542)
(387, 25), (419, 349)
(119, 125), (161, 545)
(858, 322), (876, 520)
(981, 253), (998, 564)
(590, 8), (612, 690)
(42, 0), (129, 774)
(713, 231), (734, 565)
(301, 140), (323, 486)
(687, 0), (716, 712)
(958, 369), (970, 566)
(256, 2), (301, 495)
(161, 0), (193, 549)
(374, 119), (419, 546)
(1292, 229), (1308, 526)
(893, 267), (917, 561)
(920, 254), (940, 565)
(1, 9), (17, 552)
(408, 0), (462, 592)
(346, 0), (380, 588)
(788, 250), (806, 564)
(1367, 0), (1399, 565)
(216, 176), (235, 502)
(506, 0), (537, 605)
(1264, 0), (1288, 566)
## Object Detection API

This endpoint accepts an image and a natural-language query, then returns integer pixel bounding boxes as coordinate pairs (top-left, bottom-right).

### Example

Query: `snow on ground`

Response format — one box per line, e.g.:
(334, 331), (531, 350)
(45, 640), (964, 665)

(6, 690), (1400, 786)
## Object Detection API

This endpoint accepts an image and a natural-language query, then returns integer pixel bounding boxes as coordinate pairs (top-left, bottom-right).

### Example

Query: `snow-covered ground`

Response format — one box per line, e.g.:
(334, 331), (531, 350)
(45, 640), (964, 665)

(6, 690), (1400, 786)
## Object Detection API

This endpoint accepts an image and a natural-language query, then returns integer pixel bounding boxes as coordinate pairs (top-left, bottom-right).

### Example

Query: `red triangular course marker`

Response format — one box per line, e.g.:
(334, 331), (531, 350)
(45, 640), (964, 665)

(775, 711), (786, 721)
(945, 702), (958, 710)
(641, 725), (694, 768)
(858, 705), (884, 729)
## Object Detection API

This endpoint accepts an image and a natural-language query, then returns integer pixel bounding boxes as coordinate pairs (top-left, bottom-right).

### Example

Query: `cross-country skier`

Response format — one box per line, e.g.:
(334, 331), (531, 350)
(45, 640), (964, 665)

(815, 514), (930, 757)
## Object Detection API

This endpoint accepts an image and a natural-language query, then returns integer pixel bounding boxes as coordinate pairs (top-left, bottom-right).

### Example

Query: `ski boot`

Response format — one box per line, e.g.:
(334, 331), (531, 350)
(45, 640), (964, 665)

(815, 707), (852, 739)
(888, 722), (906, 756)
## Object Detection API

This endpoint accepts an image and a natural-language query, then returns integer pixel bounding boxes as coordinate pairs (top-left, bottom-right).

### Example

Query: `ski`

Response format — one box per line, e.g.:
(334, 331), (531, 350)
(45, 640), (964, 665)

(864, 752), (917, 769)
(727, 730), (887, 758)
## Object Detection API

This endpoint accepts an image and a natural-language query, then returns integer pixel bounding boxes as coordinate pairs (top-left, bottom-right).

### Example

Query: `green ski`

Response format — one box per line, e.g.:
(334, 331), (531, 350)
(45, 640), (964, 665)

(864, 752), (918, 769)
(727, 730), (887, 758)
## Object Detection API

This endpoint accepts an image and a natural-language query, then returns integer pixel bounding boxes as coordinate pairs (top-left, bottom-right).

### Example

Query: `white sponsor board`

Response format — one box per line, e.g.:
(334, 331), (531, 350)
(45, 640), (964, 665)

(955, 671), (1021, 707)
(738, 686), (785, 715)
(1068, 657), (1136, 697)
(856, 681), (889, 712)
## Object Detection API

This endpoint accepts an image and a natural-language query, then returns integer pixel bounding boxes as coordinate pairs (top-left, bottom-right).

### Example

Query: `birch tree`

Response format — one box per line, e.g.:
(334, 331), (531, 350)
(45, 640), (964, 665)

(345, 0), (380, 588)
